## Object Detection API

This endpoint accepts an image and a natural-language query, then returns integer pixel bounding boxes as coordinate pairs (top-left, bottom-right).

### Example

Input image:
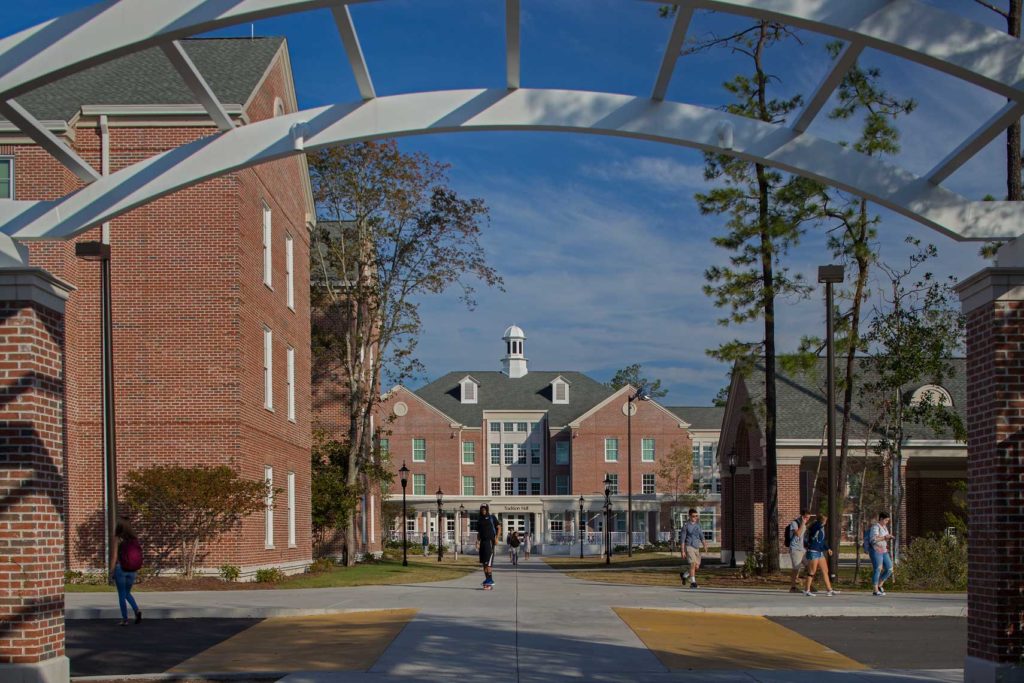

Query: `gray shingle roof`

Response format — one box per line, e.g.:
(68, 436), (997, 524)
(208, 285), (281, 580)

(667, 406), (725, 430)
(741, 358), (967, 441)
(10, 38), (284, 122)
(413, 371), (616, 428)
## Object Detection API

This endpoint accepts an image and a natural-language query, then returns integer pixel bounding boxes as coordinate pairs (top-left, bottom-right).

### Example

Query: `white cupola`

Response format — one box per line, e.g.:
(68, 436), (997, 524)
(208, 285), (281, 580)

(501, 324), (528, 378)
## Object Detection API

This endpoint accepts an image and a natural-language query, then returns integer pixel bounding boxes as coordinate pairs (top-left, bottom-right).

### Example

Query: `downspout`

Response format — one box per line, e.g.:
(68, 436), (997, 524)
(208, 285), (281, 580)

(100, 115), (110, 243)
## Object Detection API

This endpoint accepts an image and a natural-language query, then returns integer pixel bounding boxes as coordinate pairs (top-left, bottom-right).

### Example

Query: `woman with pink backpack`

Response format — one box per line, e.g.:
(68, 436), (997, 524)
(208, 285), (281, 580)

(111, 518), (143, 626)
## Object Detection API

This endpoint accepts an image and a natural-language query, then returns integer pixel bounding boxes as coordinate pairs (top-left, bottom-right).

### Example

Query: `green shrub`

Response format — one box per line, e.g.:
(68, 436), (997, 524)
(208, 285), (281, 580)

(741, 540), (770, 578)
(136, 566), (158, 583)
(255, 567), (285, 583)
(898, 534), (967, 591)
(65, 570), (107, 586)
(219, 564), (241, 582)
(307, 557), (335, 574)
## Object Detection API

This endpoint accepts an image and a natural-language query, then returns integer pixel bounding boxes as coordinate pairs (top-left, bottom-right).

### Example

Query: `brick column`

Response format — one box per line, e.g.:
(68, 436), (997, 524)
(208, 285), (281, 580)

(777, 463), (802, 567)
(957, 268), (1024, 683)
(0, 268), (73, 683)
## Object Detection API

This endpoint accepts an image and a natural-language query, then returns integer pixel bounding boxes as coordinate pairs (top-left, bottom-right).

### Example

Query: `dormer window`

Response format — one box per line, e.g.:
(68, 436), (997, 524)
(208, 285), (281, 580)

(551, 376), (570, 405)
(460, 375), (479, 404)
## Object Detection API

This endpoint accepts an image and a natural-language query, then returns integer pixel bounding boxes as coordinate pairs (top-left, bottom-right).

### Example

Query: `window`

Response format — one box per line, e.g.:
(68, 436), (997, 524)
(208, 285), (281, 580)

(462, 441), (475, 464)
(555, 475), (569, 495)
(555, 441), (569, 465)
(642, 473), (655, 494)
(604, 438), (619, 462)
(287, 471), (296, 547)
(413, 473), (426, 495)
(504, 479), (514, 495)
(703, 443), (715, 468)
(262, 201), (272, 288)
(552, 378), (569, 404)
(529, 421), (538, 432)
(517, 478), (527, 495)
(504, 443), (514, 464)
(0, 158), (12, 199)
(263, 326), (273, 410)
(641, 438), (655, 462)
(530, 479), (541, 495)
(469, 513), (480, 532)
(379, 438), (389, 456)
(516, 422), (528, 432)
(412, 438), (426, 462)
(462, 476), (475, 496)
(491, 478), (501, 495)
(406, 517), (416, 534)
(503, 422), (514, 432)
(264, 466), (274, 548)
(286, 346), (295, 421)
(549, 513), (564, 532)
(490, 422), (501, 432)
(530, 444), (540, 465)
(692, 444), (700, 469)
(700, 509), (716, 541)
(606, 473), (619, 495)
(490, 444), (500, 465)
(285, 234), (294, 310)
(461, 378), (478, 404)
(516, 445), (527, 465)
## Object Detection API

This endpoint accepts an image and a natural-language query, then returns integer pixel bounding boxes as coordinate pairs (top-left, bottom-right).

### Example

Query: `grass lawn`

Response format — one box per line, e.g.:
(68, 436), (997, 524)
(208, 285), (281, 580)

(66, 555), (476, 593)
(544, 553), (682, 570)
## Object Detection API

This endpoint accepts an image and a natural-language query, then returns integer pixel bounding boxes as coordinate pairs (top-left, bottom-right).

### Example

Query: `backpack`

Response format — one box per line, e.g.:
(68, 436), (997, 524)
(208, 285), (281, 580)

(863, 526), (874, 554)
(119, 538), (143, 572)
(509, 534), (520, 548)
(784, 518), (799, 548)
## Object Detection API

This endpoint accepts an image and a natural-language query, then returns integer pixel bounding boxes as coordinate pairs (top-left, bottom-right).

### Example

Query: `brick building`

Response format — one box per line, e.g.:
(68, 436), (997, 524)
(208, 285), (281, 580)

(3, 38), (314, 576)
(716, 358), (966, 566)
(376, 325), (721, 554)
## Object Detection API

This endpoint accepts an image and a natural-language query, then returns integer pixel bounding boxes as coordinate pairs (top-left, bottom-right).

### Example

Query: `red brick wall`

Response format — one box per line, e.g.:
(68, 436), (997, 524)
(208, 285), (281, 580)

(0, 295), (67, 667)
(379, 389), (463, 498)
(963, 291), (1024, 665)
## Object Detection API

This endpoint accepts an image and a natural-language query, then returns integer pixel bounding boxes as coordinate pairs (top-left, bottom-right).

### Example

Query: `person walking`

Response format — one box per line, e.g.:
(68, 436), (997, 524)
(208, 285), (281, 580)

(868, 512), (895, 596)
(507, 530), (521, 565)
(475, 504), (501, 589)
(110, 518), (143, 625)
(523, 532), (531, 561)
(422, 531), (429, 557)
(803, 514), (839, 597)
(786, 509), (811, 593)
(679, 509), (708, 589)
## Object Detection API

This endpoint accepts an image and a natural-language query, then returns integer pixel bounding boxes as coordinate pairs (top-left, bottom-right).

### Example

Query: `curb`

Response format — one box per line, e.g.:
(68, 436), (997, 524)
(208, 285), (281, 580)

(67, 607), (398, 620)
(624, 604), (969, 618)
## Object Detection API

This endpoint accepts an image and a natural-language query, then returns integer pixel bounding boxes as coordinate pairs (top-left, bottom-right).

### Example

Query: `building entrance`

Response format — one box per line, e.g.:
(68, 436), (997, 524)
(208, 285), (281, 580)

(503, 514), (527, 538)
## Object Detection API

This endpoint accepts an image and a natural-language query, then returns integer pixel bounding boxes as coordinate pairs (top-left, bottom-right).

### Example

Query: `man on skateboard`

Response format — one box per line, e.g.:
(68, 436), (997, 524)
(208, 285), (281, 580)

(476, 503), (501, 589)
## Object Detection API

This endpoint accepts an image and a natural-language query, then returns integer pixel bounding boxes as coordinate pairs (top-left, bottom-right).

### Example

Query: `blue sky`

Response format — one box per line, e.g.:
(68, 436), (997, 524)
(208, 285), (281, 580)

(3, 1), (1009, 405)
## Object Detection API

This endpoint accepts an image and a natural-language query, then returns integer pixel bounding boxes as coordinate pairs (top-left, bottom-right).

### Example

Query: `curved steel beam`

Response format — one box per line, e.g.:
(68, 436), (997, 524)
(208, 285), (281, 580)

(1, 0), (1022, 103)
(3, 89), (1019, 243)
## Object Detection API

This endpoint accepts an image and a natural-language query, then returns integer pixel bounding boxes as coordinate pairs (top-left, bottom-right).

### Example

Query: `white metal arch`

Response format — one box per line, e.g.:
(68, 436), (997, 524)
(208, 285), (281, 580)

(0, 0), (1023, 263)
(1, 88), (1018, 245)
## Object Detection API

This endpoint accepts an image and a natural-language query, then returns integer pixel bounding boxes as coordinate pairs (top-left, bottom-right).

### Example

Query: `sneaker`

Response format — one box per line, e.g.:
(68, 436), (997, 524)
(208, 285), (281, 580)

(134, 610), (142, 624)
(484, 577), (494, 586)
(872, 590), (880, 596)
(690, 581), (698, 589)
(827, 590), (839, 597)
(879, 587), (886, 595)
(679, 572), (687, 586)
(804, 590), (815, 597)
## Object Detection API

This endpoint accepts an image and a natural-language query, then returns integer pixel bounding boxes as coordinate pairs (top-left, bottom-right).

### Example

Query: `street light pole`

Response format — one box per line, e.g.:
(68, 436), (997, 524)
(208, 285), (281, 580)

(626, 384), (651, 557)
(399, 463), (409, 567)
(728, 451), (737, 569)
(459, 504), (465, 560)
(578, 495), (585, 559)
(819, 264), (844, 580)
(603, 475), (612, 566)
(75, 241), (118, 577)
(436, 488), (444, 563)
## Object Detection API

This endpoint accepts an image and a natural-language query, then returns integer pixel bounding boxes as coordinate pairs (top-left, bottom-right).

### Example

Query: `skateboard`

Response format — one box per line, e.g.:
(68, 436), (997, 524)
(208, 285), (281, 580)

(482, 584), (494, 590)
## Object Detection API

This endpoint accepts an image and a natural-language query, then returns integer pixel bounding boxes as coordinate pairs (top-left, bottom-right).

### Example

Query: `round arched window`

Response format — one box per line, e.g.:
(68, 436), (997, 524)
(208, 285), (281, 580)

(909, 384), (953, 407)
(273, 97), (285, 117)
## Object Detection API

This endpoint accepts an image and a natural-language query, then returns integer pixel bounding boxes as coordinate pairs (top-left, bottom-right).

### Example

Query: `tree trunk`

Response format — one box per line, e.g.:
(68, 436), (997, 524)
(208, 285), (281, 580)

(1008, 2), (1022, 201)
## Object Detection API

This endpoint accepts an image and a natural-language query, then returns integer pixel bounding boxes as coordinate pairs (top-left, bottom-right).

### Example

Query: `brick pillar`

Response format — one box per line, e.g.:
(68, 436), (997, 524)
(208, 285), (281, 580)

(957, 268), (1024, 682)
(777, 463), (802, 567)
(0, 268), (73, 683)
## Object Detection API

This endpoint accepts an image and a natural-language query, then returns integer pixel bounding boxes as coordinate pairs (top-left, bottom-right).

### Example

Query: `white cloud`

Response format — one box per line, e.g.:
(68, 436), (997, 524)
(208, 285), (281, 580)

(580, 156), (710, 192)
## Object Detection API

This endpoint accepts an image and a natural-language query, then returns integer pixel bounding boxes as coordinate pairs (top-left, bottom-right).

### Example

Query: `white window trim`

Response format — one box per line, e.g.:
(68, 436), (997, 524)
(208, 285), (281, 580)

(265, 466), (274, 549)
(285, 233), (295, 311)
(462, 441), (475, 464)
(555, 441), (569, 465)
(604, 438), (619, 462)
(412, 438), (426, 462)
(263, 326), (273, 411)
(286, 345), (296, 422)
(641, 437), (655, 462)
(262, 201), (273, 289)
(552, 379), (569, 404)
(0, 156), (14, 200)
(462, 475), (475, 496)
(287, 471), (296, 547)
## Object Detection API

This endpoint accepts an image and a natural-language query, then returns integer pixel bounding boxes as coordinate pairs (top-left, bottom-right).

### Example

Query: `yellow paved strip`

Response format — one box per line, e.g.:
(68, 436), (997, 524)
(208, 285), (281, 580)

(169, 609), (416, 673)
(614, 608), (866, 671)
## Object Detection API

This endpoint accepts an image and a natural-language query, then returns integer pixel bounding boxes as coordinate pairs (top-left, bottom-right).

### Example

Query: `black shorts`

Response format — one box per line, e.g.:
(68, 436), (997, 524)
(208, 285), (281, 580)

(479, 540), (495, 566)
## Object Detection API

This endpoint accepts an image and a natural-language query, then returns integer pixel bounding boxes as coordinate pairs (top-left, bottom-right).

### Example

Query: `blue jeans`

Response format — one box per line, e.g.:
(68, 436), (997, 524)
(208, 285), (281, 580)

(113, 564), (139, 620)
(870, 549), (893, 586)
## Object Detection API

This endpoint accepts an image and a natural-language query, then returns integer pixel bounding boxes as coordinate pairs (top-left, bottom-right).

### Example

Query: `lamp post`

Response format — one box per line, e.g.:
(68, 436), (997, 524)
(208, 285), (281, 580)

(436, 488), (444, 563)
(76, 241), (118, 576)
(728, 451), (737, 569)
(578, 495), (585, 559)
(399, 462), (409, 567)
(818, 264), (844, 580)
(626, 384), (651, 557)
(603, 475), (613, 566)
(459, 504), (465, 560)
